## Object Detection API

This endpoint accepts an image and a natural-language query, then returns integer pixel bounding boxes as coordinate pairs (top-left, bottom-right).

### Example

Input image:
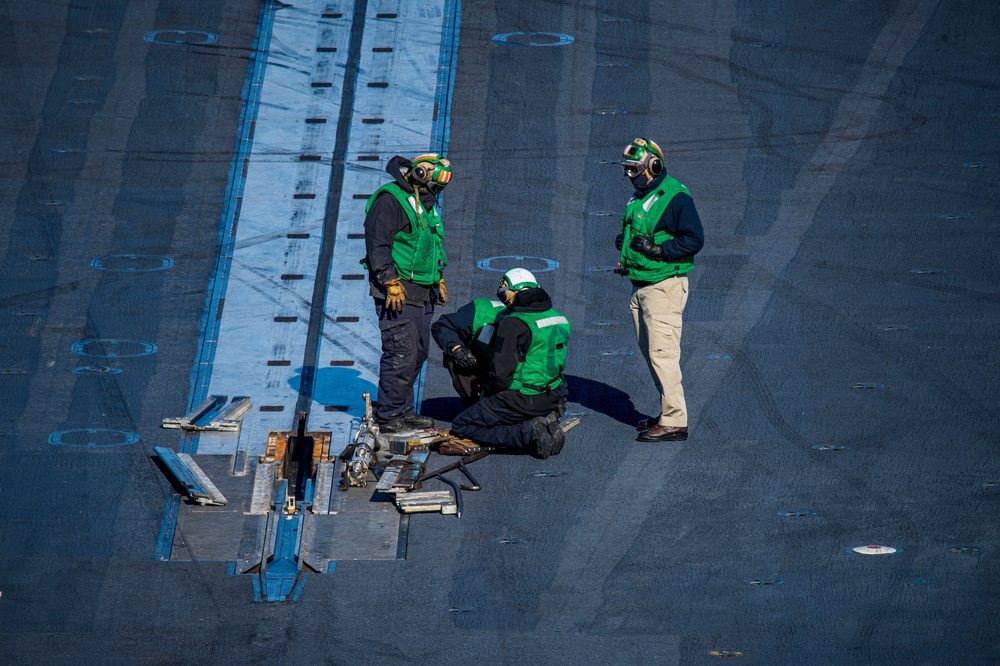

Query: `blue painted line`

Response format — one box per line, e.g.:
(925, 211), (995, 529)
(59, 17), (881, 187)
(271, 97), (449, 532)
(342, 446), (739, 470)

(430, 0), (462, 154)
(155, 495), (180, 562)
(188, 1), (277, 413)
(156, 0), (277, 563)
(417, 0), (461, 414)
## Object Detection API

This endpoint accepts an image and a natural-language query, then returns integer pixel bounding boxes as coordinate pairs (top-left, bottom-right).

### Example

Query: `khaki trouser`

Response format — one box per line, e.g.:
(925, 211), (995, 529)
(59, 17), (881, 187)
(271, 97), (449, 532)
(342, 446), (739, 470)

(630, 276), (689, 427)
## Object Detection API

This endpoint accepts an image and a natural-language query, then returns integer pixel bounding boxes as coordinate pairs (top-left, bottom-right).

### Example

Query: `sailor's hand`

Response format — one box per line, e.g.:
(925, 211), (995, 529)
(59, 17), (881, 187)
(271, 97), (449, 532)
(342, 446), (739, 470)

(615, 233), (624, 251)
(450, 345), (478, 368)
(629, 234), (663, 260)
(384, 278), (407, 312)
(436, 278), (448, 305)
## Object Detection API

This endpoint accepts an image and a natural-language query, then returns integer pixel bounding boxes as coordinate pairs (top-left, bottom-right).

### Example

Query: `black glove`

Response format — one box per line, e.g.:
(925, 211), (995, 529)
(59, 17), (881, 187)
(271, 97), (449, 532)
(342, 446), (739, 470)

(451, 345), (478, 368)
(629, 234), (663, 260)
(614, 233), (624, 251)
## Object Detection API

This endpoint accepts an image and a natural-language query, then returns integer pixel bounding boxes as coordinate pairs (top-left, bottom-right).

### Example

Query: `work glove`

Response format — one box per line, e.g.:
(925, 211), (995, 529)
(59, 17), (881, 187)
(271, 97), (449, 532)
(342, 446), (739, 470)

(435, 278), (448, 305)
(614, 233), (624, 251)
(629, 234), (663, 260)
(384, 277), (407, 313)
(450, 345), (478, 368)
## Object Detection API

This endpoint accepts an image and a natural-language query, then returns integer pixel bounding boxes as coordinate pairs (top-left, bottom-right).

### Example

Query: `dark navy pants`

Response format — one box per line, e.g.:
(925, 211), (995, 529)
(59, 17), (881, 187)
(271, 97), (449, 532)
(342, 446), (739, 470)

(443, 354), (489, 407)
(375, 299), (433, 424)
(451, 394), (534, 451)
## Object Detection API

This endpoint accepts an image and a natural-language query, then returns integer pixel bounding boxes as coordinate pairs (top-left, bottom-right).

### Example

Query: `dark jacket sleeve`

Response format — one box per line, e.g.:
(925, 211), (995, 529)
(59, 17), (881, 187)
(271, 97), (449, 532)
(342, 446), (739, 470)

(364, 192), (409, 285)
(431, 301), (477, 353)
(654, 192), (705, 261)
(484, 316), (531, 395)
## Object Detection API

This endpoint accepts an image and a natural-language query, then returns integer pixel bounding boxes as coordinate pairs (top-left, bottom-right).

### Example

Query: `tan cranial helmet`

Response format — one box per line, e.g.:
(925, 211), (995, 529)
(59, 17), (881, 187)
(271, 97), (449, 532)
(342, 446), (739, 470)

(408, 153), (452, 194)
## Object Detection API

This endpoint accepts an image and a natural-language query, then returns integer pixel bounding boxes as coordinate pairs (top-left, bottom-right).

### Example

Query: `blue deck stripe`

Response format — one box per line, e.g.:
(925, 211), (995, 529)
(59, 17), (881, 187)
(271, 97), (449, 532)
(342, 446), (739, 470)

(416, 0), (462, 412)
(156, 0), (277, 563)
(187, 1), (276, 413)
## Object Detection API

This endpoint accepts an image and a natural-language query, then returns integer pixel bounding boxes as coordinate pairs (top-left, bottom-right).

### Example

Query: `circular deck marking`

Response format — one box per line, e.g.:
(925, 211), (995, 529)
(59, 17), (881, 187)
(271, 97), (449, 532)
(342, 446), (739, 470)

(851, 544), (900, 555)
(91, 255), (174, 272)
(492, 32), (573, 47)
(477, 255), (559, 273)
(49, 429), (140, 448)
(72, 366), (122, 375)
(144, 30), (218, 45)
(71, 339), (158, 358)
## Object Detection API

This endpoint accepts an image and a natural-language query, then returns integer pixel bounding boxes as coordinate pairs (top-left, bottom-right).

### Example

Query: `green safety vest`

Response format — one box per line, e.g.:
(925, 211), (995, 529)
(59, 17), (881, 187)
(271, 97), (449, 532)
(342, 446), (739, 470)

(503, 309), (571, 395)
(619, 175), (695, 283)
(365, 182), (447, 286)
(469, 299), (506, 361)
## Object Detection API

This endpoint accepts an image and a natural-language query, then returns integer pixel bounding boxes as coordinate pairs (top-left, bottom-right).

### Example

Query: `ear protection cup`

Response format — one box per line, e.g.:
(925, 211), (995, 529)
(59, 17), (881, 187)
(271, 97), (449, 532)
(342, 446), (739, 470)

(413, 166), (427, 180)
(649, 158), (662, 176)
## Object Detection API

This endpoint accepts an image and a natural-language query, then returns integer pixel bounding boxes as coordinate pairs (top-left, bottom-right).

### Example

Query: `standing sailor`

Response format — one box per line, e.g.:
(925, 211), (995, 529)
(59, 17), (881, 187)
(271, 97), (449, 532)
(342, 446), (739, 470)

(363, 154), (452, 433)
(615, 138), (704, 442)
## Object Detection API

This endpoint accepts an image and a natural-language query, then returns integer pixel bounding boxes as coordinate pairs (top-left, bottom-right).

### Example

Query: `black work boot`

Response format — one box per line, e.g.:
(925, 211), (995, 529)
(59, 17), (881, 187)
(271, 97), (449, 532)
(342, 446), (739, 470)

(529, 413), (561, 459)
(378, 418), (411, 434)
(404, 413), (434, 429)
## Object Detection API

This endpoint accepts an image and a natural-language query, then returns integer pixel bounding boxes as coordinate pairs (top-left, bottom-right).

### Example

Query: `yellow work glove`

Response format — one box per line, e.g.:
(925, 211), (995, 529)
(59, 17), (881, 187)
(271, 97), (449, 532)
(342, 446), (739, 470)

(384, 278), (407, 313)
(436, 278), (448, 305)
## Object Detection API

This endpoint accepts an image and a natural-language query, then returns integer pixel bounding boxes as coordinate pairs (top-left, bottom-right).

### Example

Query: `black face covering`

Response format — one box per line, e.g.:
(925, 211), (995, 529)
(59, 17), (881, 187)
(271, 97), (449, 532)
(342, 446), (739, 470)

(629, 170), (654, 189)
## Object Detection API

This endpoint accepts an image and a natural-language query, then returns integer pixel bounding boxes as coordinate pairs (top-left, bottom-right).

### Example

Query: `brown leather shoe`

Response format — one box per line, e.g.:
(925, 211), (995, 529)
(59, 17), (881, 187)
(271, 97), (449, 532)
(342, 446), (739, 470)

(636, 425), (687, 442)
(636, 416), (659, 430)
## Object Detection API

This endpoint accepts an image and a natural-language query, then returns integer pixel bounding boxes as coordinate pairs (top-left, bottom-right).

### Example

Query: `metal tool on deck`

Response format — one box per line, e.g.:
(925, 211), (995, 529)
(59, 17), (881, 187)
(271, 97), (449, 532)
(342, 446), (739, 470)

(154, 446), (228, 506)
(162, 395), (252, 431)
(340, 392), (380, 488)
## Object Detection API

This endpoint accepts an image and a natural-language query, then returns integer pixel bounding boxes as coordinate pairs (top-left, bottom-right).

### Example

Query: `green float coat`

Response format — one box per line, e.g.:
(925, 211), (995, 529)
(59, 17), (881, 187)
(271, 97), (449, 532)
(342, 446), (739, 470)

(366, 182), (446, 285)
(503, 309), (571, 395)
(619, 175), (695, 282)
(469, 299), (507, 361)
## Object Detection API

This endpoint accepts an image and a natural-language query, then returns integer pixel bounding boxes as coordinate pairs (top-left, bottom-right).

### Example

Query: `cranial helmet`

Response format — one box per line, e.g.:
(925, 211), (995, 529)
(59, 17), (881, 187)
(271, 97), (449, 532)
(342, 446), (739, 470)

(408, 153), (452, 194)
(621, 138), (664, 178)
(498, 268), (539, 295)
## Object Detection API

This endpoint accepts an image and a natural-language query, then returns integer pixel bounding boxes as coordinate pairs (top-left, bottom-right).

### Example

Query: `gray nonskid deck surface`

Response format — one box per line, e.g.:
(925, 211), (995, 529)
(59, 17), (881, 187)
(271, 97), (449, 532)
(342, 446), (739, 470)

(0, 0), (998, 664)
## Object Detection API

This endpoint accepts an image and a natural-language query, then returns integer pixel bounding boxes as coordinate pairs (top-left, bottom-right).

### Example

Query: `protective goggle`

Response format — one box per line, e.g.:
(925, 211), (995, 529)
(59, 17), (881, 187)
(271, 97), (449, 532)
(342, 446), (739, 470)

(621, 145), (652, 177)
(410, 154), (452, 193)
(621, 139), (662, 177)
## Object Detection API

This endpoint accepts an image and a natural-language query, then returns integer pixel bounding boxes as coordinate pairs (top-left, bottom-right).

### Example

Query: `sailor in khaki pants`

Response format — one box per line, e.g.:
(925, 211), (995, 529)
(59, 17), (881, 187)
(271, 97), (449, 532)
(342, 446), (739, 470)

(631, 275), (689, 433)
(615, 138), (704, 442)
